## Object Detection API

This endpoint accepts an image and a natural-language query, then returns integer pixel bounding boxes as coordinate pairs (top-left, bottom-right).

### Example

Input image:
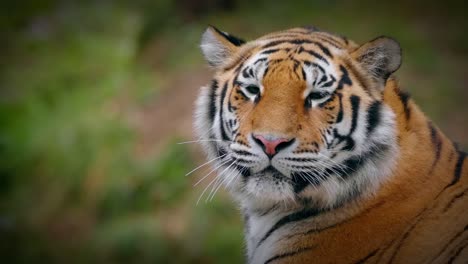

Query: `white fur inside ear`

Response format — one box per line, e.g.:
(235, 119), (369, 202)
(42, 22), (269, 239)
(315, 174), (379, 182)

(200, 28), (231, 67)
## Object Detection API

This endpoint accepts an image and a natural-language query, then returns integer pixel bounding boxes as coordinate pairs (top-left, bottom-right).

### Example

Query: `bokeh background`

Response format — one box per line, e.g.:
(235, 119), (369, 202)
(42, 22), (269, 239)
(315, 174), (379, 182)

(0, 0), (467, 263)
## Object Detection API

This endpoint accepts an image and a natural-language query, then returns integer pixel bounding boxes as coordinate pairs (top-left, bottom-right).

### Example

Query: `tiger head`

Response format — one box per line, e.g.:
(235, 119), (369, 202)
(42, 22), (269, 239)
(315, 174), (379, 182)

(194, 26), (401, 210)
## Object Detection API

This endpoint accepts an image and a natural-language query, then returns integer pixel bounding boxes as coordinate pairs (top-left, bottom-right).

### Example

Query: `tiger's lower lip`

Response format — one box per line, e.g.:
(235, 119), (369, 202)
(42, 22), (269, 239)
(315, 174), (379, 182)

(262, 165), (280, 174)
(260, 166), (289, 179)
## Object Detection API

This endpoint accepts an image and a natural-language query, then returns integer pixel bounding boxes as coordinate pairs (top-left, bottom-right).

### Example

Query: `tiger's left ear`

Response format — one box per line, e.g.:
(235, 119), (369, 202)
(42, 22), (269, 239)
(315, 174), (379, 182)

(352, 36), (401, 85)
(200, 26), (245, 67)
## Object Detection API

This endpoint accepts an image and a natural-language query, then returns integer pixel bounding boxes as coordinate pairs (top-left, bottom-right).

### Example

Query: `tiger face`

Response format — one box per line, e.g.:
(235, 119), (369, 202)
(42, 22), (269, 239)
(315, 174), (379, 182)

(195, 26), (402, 209)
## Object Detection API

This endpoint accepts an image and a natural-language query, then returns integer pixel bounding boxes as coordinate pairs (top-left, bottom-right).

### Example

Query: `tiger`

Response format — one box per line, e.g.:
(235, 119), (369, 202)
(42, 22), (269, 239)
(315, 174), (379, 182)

(193, 25), (468, 264)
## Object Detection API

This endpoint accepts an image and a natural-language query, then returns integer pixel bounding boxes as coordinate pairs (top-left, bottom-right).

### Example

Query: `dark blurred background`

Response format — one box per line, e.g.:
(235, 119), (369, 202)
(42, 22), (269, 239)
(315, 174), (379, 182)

(0, 0), (466, 263)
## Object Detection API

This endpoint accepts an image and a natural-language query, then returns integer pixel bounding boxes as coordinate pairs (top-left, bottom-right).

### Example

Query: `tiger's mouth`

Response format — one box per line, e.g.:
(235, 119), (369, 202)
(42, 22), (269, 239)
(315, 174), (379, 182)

(263, 165), (284, 176)
(253, 165), (291, 182)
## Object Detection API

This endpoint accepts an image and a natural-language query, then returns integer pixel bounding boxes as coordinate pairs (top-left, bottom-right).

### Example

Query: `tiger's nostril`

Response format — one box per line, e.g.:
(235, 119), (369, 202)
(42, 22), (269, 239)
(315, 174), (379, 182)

(253, 134), (295, 157)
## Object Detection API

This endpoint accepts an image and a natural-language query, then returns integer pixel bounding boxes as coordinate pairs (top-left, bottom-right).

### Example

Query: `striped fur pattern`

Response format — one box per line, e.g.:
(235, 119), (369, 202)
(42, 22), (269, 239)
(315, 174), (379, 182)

(194, 26), (468, 263)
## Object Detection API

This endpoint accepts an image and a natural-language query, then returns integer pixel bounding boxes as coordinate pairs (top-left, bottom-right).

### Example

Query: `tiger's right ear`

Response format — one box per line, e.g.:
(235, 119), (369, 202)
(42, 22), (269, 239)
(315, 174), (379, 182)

(200, 26), (245, 67)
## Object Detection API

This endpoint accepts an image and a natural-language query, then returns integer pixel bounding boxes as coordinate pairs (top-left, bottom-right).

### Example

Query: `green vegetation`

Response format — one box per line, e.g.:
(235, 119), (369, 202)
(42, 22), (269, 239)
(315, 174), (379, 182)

(0, 1), (466, 263)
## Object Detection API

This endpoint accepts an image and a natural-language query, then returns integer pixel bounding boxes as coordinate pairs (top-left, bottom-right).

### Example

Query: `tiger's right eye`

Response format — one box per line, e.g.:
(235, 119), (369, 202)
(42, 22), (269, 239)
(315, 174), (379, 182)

(246, 85), (260, 95)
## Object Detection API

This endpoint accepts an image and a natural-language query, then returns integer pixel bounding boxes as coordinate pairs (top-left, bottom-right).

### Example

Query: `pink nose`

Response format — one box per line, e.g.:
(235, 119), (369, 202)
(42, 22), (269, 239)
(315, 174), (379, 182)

(253, 134), (294, 157)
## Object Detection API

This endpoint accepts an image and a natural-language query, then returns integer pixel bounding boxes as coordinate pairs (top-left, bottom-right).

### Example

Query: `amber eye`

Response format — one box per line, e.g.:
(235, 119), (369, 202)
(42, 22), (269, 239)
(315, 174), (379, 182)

(245, 85), (260, 95)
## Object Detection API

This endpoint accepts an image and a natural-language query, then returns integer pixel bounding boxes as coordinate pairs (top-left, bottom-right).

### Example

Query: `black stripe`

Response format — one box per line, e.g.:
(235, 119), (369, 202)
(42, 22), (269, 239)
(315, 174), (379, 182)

(450, 151), (467, 187)
(342, 59), (371, 96)
(256, 207), (325, 248)
(262, 39), (333, 57)
(324, 143), (390, 179)
(284, 157), (317, 162)
(216, 146), (227, 158)
(396, 89), (411, 122)
(308, 40), (335, 57)
(254, 58), (268, 65)
(336, 93), (344, 123)
(262, 39), (303, 49)
(219, 82), (230, 141)
(263, 65), (270, 77)
(443, 187), (468, 212)
(354, 249), (379, 264)
(332, 131), (354, 152)
(264, 246), (315, 264)
(339, 144), (387, 176)
(301, 67), (306, 80)
(331, 95), (360, 151)
(291, 171), (321, 192)
(311, 34), (342, 48)
(257, 204), (279, 217)
(349, 95), (361, 134)
(448, 241), (468, 264)
(291, 60), (301, 79)
(387, 209), (428, 263)
(366, 101), (381, 136)
(235, 164), (250, 177)
(321, 75), (336, 88)
(242, 67), (252, 78)
(208, 79), (219, 123)
(313, 41), (333, 57)
(211, 27), (245, 46)
(261, 48), (280, 55)
(234, 158), (255, 164)
(431, 224), (468, 262)
(337, 65), (352, 90)
(262, 39), (312, 49)
(282, 200), (386, 245)
(300, 49), (329, 64)
(428, 121), (443, 172)
(293, 60), (300, 77)
(249, 68), (254, 77)
(316, 74), (327, 86)
(233, 150), (254, 156)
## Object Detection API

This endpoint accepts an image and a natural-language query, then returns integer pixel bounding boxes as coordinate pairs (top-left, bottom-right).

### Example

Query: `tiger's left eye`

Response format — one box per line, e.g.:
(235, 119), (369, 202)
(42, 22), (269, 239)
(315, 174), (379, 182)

(246, 85), (260, 95)
(305, 91), (331, 108)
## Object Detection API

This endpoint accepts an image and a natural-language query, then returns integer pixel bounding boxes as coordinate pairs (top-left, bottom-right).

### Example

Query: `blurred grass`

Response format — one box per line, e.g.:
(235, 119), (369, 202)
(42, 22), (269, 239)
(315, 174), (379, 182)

(0, 0), (466, 263)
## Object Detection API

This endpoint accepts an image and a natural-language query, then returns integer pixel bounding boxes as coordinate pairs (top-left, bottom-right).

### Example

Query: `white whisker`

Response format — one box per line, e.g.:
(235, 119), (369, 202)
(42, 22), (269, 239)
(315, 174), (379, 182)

(197, 174), (220, 205)
(193, 157), (231, 187)
(206, 161), (237, 202)
(185, 154), (227, 177)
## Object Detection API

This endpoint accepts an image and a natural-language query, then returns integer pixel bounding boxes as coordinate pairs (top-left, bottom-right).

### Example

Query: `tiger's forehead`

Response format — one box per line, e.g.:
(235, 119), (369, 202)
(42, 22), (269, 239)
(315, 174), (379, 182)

(239, 29), (342, 83)
(223, 27), (355, 73)
(255, 27), (352, 50)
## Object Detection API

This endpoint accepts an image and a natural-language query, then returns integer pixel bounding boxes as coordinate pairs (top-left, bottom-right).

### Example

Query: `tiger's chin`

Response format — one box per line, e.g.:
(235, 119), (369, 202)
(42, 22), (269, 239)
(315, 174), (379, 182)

(234, 165), (361, 211)
(237, 167), (299, 209)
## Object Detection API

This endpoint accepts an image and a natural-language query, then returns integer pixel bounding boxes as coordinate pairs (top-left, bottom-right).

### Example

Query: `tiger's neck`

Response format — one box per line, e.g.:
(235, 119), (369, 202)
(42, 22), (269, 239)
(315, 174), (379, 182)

(243, 79), (466, 263)
(375, 78), (465, 211)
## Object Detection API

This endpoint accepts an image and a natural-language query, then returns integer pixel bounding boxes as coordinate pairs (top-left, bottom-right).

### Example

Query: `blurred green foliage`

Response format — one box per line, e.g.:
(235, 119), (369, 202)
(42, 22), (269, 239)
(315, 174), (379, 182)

(0, 2), (243, 263)
(0, 0), (466, 263)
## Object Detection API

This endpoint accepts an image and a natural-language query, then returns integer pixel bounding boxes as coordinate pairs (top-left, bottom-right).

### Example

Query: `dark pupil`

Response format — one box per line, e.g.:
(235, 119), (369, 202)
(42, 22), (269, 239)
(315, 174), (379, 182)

(246, 85), (260, 95)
